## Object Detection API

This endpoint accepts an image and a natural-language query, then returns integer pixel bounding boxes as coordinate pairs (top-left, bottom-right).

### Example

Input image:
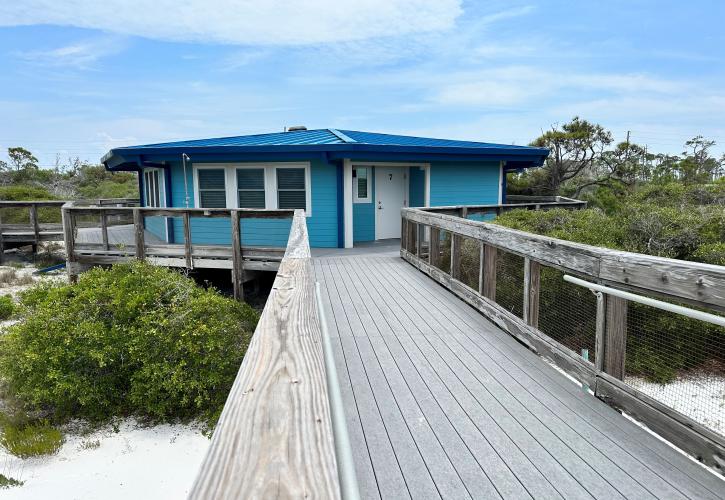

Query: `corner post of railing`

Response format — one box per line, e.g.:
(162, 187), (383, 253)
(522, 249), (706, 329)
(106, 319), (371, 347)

(230, 210), (244, 301)
(401, 213), (407, 251)
(523, 258), (540, 328)
(132, 208), (145, 260)
(61, 202), (77, 282)
(603, 295), (628, 380)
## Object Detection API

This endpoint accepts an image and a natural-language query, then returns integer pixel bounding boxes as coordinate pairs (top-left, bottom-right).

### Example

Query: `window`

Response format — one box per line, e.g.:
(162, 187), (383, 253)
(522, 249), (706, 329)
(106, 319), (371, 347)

(237, 168), (266, 208)
(143, 169), (163, 207)
(198, 168), (227, 208)
(353, 166), (371, 203)
(276, 167), (307, 210)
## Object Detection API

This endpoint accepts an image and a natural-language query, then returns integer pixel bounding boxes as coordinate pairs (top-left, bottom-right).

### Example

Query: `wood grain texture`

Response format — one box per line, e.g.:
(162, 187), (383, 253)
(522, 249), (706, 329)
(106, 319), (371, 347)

(189, 209), (340, 500)
(132, 208), (145, 260)
(604, 295), (628, 380)
(403, 208), (725, 310)
(230, 210), (244, 301)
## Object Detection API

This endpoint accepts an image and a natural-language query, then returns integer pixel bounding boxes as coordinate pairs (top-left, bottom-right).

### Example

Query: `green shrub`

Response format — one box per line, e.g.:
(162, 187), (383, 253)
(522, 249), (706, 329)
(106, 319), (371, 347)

(0, 295), (14, 320)
(0, 261), (259, 426)
(0, 474), (23, 488)
(0, 420), (64, 458)
(692, 242), (725, 266)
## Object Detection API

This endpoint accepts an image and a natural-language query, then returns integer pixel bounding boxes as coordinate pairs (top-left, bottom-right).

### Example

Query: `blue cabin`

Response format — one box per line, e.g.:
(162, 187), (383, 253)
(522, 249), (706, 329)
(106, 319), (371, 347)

(102, 128), (548, 248)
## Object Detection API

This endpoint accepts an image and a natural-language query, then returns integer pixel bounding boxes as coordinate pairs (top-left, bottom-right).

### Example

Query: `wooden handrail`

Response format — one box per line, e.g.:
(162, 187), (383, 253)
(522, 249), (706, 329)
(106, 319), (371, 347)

(188, 210), (341, 499)
(400, 206), (725, 472)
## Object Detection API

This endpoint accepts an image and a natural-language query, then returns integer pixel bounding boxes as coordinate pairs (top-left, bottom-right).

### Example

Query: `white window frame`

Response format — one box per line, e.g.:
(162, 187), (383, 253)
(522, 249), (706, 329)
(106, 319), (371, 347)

(143, 167), (166, 208)
(193, 162), (311, 215)
(352, 166), (372, 203)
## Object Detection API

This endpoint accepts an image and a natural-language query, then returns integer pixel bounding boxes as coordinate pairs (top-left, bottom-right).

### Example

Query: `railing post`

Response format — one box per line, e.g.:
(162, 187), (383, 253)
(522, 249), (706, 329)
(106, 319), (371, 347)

(523, 258), (540, 328)
(100, 211), (109, 251)
(450, 232), (461, 279)
(478, 241), (484, 294)
(30, 203), (39, 252)
(429, 227), (440, 267)
(401, 216), (407, 250)
(482, 244), (497, 300)
(594, 292), (605, 372)
(62, 205), (77, 282)
(406, 220), (416, 254)
(183, 212), (192, 269)
(416, 224), (423, 258)
(133, 208), (145, 260)
(603, 295), (628, 380)
(0, 211), (4, 264)
(230, 210), (244, 301)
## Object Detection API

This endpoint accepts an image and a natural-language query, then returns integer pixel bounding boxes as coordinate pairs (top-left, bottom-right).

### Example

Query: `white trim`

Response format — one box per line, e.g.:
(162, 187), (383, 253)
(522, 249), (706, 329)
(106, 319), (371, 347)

(352, 166), (372, 203)
(192, 162), (311, 215)
(343, 159), (353, 248)
(498, 161), (504, 205)
(142, 167), (168, 242)
(424, 164), (431, 207)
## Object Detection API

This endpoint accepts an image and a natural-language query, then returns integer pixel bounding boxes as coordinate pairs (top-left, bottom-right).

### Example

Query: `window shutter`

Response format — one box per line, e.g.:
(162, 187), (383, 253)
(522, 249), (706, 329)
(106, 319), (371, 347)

(237, 169), (266, 208)
(277, 168), (306, 210)
(198, 169), (227, 208)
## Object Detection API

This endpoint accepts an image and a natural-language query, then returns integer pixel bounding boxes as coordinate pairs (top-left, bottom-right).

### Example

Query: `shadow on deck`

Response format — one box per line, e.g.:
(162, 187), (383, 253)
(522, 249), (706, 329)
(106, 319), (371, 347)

(315, 247), (724, 500)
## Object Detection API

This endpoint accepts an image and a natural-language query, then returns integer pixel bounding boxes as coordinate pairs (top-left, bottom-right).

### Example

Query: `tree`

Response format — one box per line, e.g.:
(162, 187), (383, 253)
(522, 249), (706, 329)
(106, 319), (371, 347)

(7, 147), (39, 172)
(572, 141), (647, 197)
(530, 117), (613, 194)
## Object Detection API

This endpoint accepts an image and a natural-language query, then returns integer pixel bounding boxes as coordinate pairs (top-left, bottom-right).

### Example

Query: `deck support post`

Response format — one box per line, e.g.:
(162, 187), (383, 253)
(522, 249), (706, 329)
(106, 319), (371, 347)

(183, 212), (192, 269)
(133, 208), (145, 260)
(523, 258), (540, 328)
(482, 244), (497, 301)
(30, 203), (39, 252)
(62, 205), (77, 282)
(100, 211), (109, 251)
(230, 210), (244, 301)
(603, 295), (628, 380)
(429, 227), (440, 268)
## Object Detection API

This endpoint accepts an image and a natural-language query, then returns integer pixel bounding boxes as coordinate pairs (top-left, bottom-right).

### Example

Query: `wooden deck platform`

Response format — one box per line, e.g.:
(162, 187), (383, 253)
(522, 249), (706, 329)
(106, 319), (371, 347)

(315, 248), (724, 500)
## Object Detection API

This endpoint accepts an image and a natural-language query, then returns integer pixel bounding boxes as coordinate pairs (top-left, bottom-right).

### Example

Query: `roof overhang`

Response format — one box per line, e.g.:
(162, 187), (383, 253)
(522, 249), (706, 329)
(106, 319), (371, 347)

(103, 143), (548, 171)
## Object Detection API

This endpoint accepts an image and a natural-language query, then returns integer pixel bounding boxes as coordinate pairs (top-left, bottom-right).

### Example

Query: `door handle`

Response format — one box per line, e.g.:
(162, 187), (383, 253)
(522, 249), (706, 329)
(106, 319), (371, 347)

(377, 201), (382, 210)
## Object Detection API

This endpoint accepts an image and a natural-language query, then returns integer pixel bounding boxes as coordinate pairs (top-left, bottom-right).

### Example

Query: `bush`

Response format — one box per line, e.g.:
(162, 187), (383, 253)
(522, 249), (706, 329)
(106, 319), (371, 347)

(692, 242), (725, 266)
(0, 474), (23, 488)
(0, 420), (64, 458)
(0, 295), (14, 320)
(0, 261), (259, 426)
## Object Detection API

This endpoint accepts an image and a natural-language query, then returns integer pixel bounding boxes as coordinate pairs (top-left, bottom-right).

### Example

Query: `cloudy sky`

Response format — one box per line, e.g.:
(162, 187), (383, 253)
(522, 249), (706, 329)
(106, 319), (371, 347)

(1, 0), (723, 167)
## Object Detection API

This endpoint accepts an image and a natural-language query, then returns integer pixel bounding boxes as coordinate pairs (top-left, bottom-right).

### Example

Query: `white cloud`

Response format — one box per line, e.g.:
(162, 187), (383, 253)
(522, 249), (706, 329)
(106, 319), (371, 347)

(14, 36), (126, 69)
(0, 0), (462, 45)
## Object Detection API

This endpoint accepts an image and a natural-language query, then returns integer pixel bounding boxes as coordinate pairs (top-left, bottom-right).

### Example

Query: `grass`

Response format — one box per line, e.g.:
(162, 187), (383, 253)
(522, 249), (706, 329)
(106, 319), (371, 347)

(0, 414), (64, 458)
(0, 295), (14, 320)
(0, 474), (23, 489)
(77, 438), (100, 451)
(0, 269), (34, 288)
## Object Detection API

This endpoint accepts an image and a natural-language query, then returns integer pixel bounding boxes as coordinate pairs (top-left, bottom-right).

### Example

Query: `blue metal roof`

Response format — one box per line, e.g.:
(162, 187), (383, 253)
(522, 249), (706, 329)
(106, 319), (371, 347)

(103, 128), (549, 170)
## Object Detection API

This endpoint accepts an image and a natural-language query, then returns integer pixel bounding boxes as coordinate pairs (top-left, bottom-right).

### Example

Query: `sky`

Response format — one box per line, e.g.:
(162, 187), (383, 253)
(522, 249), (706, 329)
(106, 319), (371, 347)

(0, 0), (724, 167)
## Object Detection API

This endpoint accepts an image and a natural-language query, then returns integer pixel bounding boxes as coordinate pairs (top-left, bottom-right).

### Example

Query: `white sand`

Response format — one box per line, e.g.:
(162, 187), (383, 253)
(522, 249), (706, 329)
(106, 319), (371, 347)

(1, 420), (210, 498)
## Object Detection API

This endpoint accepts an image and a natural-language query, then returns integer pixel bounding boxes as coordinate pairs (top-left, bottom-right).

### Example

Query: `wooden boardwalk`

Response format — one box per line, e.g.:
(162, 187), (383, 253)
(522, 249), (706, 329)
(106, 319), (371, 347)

(314, 248), (724, 500)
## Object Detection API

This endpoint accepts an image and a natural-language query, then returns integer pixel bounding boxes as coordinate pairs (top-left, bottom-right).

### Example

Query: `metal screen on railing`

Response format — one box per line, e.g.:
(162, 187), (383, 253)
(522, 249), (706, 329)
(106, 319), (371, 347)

(537, 267), (598, 365)
(495, 249), (524, 318)
(624, 300), (725, 436)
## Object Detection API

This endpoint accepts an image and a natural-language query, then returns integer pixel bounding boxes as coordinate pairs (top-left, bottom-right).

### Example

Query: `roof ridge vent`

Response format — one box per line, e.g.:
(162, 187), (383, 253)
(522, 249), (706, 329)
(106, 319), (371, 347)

(287, 125), (307, 132)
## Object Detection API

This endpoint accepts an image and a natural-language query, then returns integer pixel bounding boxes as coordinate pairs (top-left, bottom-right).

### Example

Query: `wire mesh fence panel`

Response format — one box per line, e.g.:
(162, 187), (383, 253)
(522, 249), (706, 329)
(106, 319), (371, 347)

(458, 236), (481, 290)
(624, 301), (725, 437)
(495, 249), (524, 318)
(537, 266), (598, 363)
(436, 230), (452, 274)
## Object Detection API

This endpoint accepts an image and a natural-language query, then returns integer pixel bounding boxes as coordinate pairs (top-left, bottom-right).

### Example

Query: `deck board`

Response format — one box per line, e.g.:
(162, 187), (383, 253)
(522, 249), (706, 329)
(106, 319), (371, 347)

(314, 249), (725, 500)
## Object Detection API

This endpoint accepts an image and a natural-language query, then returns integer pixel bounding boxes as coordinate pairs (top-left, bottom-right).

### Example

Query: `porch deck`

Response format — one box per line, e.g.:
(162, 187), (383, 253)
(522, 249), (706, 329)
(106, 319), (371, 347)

(314, 247), (724, 500)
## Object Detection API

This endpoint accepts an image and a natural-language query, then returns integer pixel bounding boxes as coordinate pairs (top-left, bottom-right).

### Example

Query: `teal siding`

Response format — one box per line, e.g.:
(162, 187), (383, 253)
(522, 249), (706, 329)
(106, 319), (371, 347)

(353, 168), (375, 242)
(429, 161), (501, 206)
(165, 159), (338, 248)
(409, 166), (426, 207)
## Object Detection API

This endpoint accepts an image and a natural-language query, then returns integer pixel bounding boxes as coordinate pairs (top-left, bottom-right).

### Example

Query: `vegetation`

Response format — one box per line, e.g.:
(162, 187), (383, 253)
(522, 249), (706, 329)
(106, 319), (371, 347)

(0, 420), (64, 458)
(0, 147), (137, 201)
(0, 295), (14, 320)
(0, 474), (23, 488)
(500, 119), (724, 384)
(0, 261), (259, 428)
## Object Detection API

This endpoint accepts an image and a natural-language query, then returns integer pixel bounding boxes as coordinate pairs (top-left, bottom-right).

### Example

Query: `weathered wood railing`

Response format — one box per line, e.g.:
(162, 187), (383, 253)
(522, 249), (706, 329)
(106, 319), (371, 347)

(421, 197), (587, 217)
(62, 201), (294, 300)
(188, 210), (342, 499)
(401, 206), (725, 472)
(0, 199), (138, 261)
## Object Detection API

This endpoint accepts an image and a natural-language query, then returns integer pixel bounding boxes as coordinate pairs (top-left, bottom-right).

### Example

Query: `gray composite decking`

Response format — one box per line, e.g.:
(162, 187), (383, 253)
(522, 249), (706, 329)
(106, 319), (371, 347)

(314, 248), (725, 500)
